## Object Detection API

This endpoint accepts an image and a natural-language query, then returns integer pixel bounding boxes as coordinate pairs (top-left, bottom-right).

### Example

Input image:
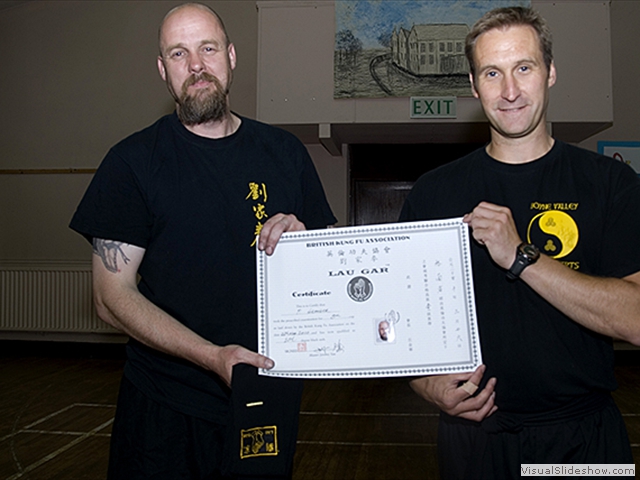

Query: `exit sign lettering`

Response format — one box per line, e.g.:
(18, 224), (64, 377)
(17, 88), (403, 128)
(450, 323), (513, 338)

(410, 97), (457, 118)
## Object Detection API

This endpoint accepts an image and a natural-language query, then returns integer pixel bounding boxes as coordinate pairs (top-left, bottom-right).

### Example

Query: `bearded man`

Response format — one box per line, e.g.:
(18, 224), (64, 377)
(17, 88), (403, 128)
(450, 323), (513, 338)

(70, 3), (336, 479)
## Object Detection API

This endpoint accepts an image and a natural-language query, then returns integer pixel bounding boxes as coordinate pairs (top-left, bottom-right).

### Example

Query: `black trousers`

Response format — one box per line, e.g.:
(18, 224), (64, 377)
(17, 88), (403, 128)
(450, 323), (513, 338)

(437, 394), (633, 480)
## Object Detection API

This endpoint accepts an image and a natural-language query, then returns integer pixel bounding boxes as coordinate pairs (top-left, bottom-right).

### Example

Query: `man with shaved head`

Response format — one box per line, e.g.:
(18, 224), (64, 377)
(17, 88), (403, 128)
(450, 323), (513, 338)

(70, 3), (335, 478)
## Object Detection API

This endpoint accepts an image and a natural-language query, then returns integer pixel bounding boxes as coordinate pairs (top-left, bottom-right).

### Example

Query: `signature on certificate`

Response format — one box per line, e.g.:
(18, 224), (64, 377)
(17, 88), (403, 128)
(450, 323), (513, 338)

(314, 339), (345, 354)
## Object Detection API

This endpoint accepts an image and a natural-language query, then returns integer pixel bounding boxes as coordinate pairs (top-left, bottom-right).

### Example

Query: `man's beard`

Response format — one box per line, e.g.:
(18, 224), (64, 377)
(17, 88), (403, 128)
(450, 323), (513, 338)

(174, 72), (230, 126)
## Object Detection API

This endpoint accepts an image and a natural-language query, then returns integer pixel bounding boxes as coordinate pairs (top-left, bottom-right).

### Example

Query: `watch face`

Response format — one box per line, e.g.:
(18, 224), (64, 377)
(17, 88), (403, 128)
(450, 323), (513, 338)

(521, 244), (540, 260)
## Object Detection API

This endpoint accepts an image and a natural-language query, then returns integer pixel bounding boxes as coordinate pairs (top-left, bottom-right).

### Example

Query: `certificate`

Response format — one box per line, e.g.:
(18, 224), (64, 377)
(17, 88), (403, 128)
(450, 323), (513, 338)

(256, 218), (481, 378)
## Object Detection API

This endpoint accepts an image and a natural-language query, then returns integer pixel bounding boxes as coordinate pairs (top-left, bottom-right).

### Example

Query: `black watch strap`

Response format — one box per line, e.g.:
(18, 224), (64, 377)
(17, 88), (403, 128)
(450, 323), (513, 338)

(506, 243), (540, 280)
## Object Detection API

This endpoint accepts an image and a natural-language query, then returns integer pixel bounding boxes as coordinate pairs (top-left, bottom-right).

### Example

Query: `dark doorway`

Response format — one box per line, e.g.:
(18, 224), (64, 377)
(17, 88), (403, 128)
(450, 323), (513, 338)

(349, 143), (485, 225)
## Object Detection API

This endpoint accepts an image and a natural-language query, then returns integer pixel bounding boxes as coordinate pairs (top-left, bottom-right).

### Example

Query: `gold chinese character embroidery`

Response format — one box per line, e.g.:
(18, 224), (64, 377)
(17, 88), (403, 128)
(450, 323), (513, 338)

(247, 182), (269, 247)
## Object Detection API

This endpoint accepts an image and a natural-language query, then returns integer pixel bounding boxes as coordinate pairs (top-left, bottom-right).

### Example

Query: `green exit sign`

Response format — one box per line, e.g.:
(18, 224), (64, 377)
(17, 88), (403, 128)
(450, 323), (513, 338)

(410, 97), (457, 118)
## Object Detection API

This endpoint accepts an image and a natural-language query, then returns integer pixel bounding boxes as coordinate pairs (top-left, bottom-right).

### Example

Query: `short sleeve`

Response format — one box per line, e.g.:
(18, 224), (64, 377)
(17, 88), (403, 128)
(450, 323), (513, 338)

(399, 194), (417, 222)
(600, 166), (640, 278)
(69, 149), (153, 248)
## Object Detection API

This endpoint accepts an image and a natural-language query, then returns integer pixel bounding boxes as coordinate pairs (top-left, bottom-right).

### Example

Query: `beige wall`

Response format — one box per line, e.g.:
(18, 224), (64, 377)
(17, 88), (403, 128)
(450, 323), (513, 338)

(256, 0), (613, 141)
(579, 0), (640, 152)
(0, 1), (259, 261)
(0, 0), (638, 264)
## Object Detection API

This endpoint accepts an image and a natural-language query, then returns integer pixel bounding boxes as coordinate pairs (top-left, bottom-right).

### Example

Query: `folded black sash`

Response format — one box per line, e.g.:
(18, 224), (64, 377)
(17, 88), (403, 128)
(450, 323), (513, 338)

(221, 363), (304, 478)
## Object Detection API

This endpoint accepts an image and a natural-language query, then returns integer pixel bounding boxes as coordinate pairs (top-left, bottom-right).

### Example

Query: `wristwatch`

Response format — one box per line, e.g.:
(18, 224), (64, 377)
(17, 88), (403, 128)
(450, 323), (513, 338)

(506, 242), (540, 280)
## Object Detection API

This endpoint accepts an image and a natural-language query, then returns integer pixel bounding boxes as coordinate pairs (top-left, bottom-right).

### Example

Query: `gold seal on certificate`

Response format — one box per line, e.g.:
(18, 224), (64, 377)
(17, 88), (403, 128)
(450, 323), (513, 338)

(256, 218), (482, 378)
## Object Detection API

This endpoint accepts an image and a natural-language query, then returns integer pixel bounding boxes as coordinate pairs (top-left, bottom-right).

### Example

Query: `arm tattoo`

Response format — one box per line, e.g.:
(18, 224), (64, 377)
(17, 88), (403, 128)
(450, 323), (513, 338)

(93, 238), (131, 274)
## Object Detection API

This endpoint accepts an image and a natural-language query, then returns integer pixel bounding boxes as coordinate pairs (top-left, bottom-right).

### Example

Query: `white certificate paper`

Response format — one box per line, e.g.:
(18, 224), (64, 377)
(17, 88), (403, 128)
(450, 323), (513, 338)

(256, 218), (481, 378)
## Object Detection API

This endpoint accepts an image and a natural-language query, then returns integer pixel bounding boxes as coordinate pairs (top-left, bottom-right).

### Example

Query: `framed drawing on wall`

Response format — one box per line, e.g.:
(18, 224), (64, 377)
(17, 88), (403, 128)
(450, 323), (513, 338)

(334, 0), (531, 99)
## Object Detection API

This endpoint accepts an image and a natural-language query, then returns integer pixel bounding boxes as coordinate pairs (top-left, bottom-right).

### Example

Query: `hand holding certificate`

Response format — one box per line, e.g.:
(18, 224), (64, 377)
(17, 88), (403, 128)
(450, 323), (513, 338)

(256, 218), (482, 378)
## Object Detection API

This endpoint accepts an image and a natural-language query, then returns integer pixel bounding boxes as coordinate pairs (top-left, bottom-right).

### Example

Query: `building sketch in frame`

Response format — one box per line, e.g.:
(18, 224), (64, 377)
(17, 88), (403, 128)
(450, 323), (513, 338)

(335, 0), (531, 99)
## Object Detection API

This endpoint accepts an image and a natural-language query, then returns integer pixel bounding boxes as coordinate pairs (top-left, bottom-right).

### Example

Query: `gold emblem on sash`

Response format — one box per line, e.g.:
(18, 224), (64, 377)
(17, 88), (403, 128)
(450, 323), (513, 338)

(240, 426), (278, 458)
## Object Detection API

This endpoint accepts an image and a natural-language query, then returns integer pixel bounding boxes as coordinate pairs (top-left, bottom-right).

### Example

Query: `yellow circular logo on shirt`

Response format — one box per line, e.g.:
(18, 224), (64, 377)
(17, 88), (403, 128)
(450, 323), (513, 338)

(527, 211), (579, 259)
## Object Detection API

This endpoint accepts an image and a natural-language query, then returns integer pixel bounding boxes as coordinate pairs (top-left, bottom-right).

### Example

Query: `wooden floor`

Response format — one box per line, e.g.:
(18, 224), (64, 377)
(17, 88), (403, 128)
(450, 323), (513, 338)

(1, 341), (639, 480)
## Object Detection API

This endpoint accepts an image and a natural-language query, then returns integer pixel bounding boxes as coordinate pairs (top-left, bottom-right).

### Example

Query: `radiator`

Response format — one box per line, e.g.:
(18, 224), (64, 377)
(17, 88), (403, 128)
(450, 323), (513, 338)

(0, 262), (115, 333)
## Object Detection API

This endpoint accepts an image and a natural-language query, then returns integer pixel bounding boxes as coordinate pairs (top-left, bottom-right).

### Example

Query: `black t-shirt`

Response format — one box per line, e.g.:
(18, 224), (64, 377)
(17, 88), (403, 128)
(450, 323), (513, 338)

(400, 140), (640, 414)
(70, 113), (336, 422)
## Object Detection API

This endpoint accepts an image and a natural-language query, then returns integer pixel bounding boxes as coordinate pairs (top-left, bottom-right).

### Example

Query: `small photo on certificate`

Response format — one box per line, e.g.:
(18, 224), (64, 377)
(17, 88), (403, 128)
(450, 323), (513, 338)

(256, 218), (482, 378)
